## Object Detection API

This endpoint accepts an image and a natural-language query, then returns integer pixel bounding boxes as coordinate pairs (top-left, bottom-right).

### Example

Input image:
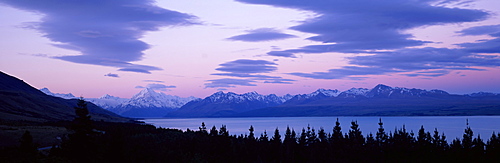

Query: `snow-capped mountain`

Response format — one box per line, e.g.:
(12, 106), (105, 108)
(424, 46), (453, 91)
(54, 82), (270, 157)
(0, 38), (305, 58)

(364, 84), (449, 98)
(120, 88), (198, 109)
(41, 88), (199, 118)
(205, 91), (292, 104)
(87, 94), (128, 109)
(283, 88), (341, 105)
(309, 88), (341, 97)
(39, 88), (77, 99)
(166, 91), (293, 117)
(241, 84), (500, 117)
(338, 88), (371, 97)
(40, 84), (500, 118)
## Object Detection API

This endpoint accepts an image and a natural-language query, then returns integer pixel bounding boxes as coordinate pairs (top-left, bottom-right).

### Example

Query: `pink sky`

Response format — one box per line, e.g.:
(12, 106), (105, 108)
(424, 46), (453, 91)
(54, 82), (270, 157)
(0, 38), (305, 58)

(0, 0), (499, 98)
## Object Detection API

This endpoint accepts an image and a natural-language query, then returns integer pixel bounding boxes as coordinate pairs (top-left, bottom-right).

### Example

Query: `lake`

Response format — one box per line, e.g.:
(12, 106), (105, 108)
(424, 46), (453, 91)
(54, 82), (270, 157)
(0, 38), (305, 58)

(142, 116), (500, 141)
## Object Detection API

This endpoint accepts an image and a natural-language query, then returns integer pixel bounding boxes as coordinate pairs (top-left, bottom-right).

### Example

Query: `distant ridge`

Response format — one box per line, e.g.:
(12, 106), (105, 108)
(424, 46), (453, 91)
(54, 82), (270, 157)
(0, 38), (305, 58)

(241, 84), (500, 117)
(0, 71), (131, 123)
(165, 91), (292, 117)
(166, 84), (500, 117)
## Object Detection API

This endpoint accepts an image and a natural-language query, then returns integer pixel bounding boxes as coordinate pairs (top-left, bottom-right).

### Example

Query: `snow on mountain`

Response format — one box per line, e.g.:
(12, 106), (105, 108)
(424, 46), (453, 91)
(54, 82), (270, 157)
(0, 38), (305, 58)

(167, 91), (293, 117)
(86, 94), (128, 109)
(340, 88), (370, 96)
(308, 88), (341, 97)
(39, 88), (77, 99)
(205, 91), (291, 104)
(120, 88), (198, 108)
(365, 84), (450, 98)
(40, 87), (199, 117)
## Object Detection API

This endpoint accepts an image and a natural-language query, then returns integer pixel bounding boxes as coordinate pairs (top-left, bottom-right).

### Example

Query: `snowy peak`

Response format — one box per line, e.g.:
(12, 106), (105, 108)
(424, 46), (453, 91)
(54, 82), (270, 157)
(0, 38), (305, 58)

(123, 88), (198, 108)
(132, 88), (160, 99)
(310, 88), (341, 97)
(99, 94), (121, 100)
(365, 84), (449, 98)
(337, 88), (370, 97)
(205, 91), (291, 104)
(39, 87), (77, 99)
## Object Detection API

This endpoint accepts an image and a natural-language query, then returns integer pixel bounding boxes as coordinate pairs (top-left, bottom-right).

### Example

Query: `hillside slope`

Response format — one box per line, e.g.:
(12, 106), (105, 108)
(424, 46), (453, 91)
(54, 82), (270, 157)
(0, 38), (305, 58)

(0, 71), (131, 123)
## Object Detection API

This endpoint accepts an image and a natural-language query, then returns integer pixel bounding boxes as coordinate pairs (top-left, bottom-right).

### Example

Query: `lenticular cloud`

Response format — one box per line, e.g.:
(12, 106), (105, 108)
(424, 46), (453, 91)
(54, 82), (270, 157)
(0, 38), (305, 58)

(0, 0), (198, 74)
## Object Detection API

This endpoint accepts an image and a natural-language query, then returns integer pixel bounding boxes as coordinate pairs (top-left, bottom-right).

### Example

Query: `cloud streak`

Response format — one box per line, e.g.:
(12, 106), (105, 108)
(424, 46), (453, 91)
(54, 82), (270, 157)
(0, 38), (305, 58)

(104, 73), (119, 78)
(227, 28), (296, 42)
(457, 24), (500, 54)
(205, 78), (257, 88)
(136, 83), (176, 91)
(236, 0), (489, 57)
(288, 47), (500, 79)
(1, 0), (198, 74)
(206, 59), (295, 88)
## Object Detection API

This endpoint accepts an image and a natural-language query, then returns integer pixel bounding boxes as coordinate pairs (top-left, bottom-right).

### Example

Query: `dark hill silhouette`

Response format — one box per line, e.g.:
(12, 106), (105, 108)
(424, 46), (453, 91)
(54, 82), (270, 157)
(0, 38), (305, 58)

(0, 71), (131, 123)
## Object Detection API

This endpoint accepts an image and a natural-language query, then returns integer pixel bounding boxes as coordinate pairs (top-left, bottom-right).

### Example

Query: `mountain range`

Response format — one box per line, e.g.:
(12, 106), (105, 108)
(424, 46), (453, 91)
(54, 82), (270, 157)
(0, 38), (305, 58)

(165, 91), (293, 117)
(165, 84), (500, 117)
(41, 82), (500, 118)
(40, 87), (199, 117)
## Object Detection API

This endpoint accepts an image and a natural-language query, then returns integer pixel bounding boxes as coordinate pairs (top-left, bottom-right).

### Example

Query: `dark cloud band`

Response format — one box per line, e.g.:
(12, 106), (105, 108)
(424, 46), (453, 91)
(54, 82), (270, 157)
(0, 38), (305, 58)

(1, 0), (198, 74)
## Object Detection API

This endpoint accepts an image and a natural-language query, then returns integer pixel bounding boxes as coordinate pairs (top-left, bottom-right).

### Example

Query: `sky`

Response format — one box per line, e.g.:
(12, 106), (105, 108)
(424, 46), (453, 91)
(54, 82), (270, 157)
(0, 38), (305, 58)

(0, 0), (499, 98)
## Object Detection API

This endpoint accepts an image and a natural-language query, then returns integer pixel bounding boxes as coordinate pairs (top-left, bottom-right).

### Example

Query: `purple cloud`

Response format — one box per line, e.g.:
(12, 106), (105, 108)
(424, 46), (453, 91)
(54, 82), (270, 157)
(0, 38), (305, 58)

(457, 24), (500, 54)
(457, 24), (500, 36)
(143, 80), (165, 83)
(288, 66), (400, 79)
(104, 73), (119, 78)
(0, 0), (198, 73)
(136, 83), (176, 91)
(236, 0), (489, 57)
(216, 59), (278, 74)
(288, 47), (499, 79)
(227, 28), (296, 42)
(205, 78), (257, 88)
(206, 59), (295, 88)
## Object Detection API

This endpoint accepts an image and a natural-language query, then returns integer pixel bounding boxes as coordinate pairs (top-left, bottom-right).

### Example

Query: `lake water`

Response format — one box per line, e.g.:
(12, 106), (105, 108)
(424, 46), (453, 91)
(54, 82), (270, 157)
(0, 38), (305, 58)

(142, 116), (500, 141)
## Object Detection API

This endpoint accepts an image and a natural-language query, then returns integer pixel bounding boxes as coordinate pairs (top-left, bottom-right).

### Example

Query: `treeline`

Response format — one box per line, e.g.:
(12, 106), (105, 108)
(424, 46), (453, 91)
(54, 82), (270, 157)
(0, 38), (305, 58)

(1, 100), (500, 162)
(3, 120), (500, 162)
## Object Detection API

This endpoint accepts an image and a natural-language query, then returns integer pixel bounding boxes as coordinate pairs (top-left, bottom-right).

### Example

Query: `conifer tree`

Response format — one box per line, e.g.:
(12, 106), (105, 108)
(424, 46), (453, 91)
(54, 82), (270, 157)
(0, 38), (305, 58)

(348, 121), (364, 146)
(72, 98), (93, 136)
(259, 130), (269, 142)
(209, 126), (218, 136)
(271, 128), (281, 144)
(376, 118), (388, 146)
(298, 128), (307, 146)
(417, 125), (432, 148)
(332, 118), (343, 144)
(486, 132), (500, 161)
(19, 131), (37, 159)
(318, 127), (328, 143)
(462, 120), (473, 149)
(284, 126), (292, 142)
(431, 128), (448, 151)
(472, 134), (485, 154)
(248, 125), (255, 140)
(199, 122), (208, 134)
(65, 98), (95, 163)
(219, 125), (229, 137)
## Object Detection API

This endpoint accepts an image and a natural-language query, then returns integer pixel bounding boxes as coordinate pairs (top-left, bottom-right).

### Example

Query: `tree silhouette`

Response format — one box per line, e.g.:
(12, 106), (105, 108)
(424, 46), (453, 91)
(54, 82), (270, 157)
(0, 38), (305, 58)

(248, 125), (255, 140)
(64, 98), (96, 163)
(19, 131), (37, 160)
